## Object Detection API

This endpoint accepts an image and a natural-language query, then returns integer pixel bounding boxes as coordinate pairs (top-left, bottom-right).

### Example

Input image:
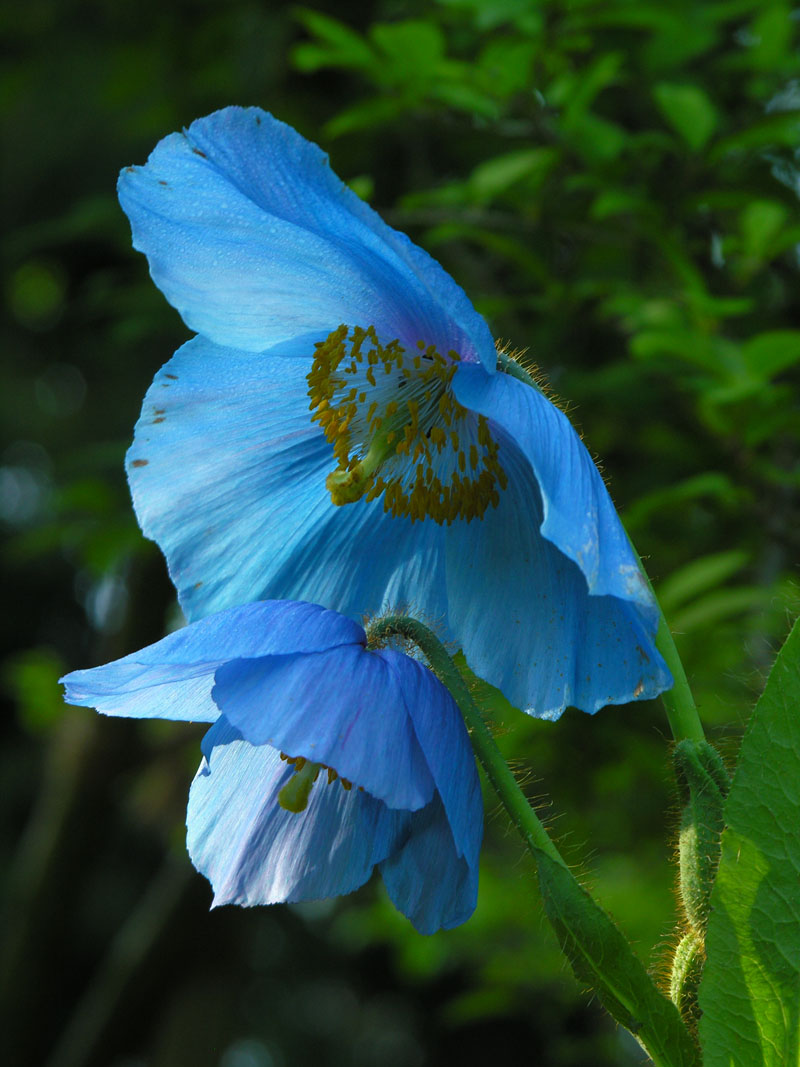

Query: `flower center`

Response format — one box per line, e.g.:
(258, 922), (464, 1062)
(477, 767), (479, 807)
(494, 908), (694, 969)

(277, 752), (358, 813)
(307, 325), (507, 524)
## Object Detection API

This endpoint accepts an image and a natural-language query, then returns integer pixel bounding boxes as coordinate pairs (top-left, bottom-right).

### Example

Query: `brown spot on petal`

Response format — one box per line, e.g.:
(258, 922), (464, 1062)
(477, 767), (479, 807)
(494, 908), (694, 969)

(634, 680), (645, 698)
(192, 148), (207, 158)
(153, 409), (165, 415)
(165, 373), (178, 380)
(131, 459), (149, 468)
(158, 180), (168, 186)
(194, 581), (203, 589)
(153, 417), (165, 424)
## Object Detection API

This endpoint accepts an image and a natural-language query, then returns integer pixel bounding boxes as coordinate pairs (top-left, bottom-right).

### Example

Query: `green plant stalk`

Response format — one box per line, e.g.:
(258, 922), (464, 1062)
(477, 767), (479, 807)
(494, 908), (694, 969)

(654, 615), (705, 743)
(366, 615), (700, 1067)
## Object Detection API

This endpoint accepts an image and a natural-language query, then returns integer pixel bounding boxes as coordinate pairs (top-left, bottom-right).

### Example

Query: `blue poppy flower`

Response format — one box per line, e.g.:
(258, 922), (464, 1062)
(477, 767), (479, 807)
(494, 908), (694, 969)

(119, 106), (671, 719)
(60, 599), (482, 933)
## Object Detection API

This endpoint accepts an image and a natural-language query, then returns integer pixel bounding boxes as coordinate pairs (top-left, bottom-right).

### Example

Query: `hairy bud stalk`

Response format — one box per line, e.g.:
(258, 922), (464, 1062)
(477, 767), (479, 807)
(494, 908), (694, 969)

(669, 739), (731, 1025)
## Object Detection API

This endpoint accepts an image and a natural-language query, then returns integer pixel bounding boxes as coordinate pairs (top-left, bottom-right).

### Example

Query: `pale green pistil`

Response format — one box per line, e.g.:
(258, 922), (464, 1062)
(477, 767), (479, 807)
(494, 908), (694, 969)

(277, 753), (355, 813)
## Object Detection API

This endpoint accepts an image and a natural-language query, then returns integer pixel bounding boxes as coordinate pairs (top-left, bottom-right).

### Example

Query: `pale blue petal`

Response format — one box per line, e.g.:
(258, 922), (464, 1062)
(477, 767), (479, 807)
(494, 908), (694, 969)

(60, 600), (361, 722)
(444, 434), (671, 717)
(212, 647), (435, 811)
(119, 107), (495, 368)
(127, 336), (449, 625)
(452, 364), (655, 608)
(188, 718), (410, 906)
(379, 793), (478, 934)
(379, 651), (482, 863)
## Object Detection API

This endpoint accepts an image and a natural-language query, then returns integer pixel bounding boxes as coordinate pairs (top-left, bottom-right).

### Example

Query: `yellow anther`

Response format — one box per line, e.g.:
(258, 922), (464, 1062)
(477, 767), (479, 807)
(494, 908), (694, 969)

(307, 324), (506, 524)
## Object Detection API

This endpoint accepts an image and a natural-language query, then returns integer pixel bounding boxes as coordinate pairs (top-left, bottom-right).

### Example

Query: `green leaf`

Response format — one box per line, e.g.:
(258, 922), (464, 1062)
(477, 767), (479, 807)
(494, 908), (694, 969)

(567, 113), (628, 163)
(292, 10), (375, 73)
(699, 616), (800, 1066)
(711, 111), (800, 159)
(468, 148), (558, 202)
(657, 550), (750, 614)
(742, 331), (800, 381)
(740, 200), (790, 262)
(536, 852), (701, 1067)
(2, 647), (66, 735)
(370, 20), (444, 73)
(671, 586), (769, 634)
(324, 97), (406, 138)
(654, 83), (718, 150)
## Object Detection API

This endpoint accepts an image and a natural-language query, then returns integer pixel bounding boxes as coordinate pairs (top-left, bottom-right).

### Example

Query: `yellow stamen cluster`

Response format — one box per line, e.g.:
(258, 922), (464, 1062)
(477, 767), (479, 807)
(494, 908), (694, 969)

(279, 751), (355, 791)
(307, 324), (507, 524)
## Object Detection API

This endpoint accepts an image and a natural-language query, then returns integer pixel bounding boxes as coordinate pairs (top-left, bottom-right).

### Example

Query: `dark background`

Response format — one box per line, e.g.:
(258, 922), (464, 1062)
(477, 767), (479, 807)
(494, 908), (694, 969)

(2, 1), (798, 1064)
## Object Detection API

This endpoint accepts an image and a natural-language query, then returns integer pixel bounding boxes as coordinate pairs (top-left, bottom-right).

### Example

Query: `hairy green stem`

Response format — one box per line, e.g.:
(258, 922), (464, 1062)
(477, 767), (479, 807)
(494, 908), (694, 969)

(366, 615), (699, 1067)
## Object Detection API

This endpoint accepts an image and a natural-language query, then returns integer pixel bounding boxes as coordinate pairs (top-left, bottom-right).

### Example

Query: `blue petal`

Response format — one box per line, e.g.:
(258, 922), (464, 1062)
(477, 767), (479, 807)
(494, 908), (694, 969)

(119, 107), (496, 369)
(60, 600), (363, 721)
(443, 429), (671, 717)
(379, 793), (478, 933)
(127, 336), (450, 626)
(211, 646), (435, 811)
(452, 364), (654, 607)
(188, 717), (410, 907)
(378, 651), (482, 864)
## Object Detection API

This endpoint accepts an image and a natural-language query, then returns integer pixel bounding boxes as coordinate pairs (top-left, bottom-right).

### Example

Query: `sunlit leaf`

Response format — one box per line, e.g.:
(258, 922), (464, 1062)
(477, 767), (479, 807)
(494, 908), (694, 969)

(699, 616), (800, 1066)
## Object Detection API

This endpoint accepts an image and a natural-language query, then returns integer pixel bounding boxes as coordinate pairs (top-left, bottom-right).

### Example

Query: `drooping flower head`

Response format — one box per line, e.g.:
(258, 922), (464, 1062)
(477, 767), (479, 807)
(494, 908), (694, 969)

(119, 107), (671, 719)
(60, 600), (482, 933)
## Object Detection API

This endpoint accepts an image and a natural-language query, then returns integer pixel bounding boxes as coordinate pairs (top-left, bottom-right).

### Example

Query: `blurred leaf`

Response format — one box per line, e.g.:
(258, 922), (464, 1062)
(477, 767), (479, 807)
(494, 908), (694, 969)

(370, 20), (445, 73)
(591, 188), (650, 220)
(2, 646), (65, 735)
(292, 10), (375, 73)
(436, 0), (541, 32)
(749, 2), (794, 71)
(468, 148), (558, 202)
(671, 587), (769, 634)
(550, 52), (624, 123)
(739, 198), (790, 261)
(624, 473), (742, 533)
(430, 81), (500, 119)
(658, 551), (750, 614)
(699, 616), (800, 1066)
(653, 83), (718, 150)
(325, 97), (407, 138)
(741, 330), (800, 380)
(711, 111), (800, 158)
(477, 38), (536, 98)
(566, 113), (627, 162)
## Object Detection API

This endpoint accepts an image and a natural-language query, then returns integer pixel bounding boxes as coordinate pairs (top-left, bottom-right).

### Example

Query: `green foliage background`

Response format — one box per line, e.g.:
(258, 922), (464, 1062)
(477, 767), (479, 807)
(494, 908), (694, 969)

(1, 1), (798, 1064)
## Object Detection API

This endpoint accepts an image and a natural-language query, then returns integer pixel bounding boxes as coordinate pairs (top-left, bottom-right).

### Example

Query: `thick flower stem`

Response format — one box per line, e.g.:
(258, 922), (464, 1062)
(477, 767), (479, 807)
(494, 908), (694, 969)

(654, 616), (705, 743)
(366, 615), (700, 1067)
